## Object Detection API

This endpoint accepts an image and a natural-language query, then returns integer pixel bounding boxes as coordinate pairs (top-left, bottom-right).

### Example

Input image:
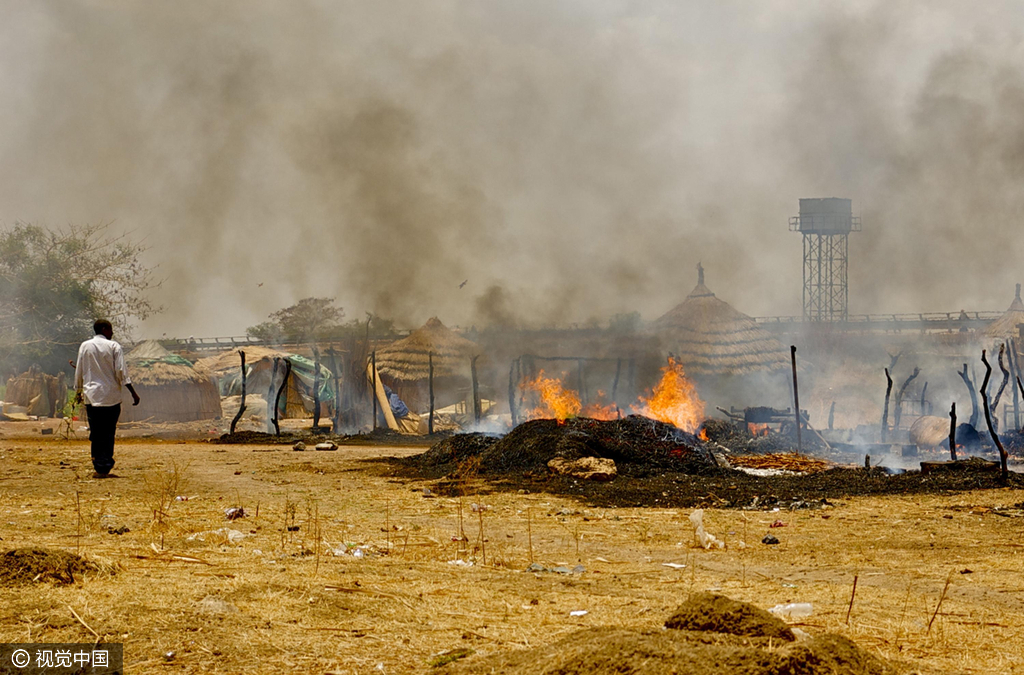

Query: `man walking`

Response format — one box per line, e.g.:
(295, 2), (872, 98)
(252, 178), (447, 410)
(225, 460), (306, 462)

(74, 320), (140, 478)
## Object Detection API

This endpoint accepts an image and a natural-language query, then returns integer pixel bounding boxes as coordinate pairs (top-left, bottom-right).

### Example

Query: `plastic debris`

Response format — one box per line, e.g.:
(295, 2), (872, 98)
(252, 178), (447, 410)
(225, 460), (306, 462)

(770, 520), (787, 528)
(448, 559), (474, 566)
(526, 563), (584, 574)
(315, 441), (338, 451)
(690, 509), (725, 549)
(569, 610), (588, 617)
(662, 562), (687, 569)
(225, 507), (246, 520)
(761, 534), (780, 545)
(768, 603), (813, 619)
(196, 596), (239, 615)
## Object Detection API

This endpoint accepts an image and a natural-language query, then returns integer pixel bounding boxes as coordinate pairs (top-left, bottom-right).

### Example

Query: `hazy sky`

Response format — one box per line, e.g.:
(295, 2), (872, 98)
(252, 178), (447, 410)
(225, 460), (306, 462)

(2, 1), (1023, 337)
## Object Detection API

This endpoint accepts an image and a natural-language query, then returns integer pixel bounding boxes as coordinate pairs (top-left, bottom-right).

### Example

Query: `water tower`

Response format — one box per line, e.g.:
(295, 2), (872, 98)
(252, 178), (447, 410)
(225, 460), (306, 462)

(790, 198), (860, 322)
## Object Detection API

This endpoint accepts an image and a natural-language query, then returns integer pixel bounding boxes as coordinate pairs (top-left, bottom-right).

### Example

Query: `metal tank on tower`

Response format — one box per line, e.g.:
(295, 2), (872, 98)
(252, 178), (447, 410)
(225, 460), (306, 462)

(790, 198), (860, 322)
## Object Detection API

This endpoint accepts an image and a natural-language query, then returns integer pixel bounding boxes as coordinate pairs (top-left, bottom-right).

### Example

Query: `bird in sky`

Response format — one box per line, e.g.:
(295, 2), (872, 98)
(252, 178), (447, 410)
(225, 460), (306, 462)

(459, 279), (468, 289)
(258, 282), (264, 287)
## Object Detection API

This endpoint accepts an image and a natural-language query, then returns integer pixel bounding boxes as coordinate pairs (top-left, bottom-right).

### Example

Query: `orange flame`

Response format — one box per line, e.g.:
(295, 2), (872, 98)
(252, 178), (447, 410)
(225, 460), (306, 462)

(747, 423), (771, 437)
(631, 358), (705, 433)
(581, 390), (620, 421)
(699, 428), (709, 441)
(522, 370), (581, 421)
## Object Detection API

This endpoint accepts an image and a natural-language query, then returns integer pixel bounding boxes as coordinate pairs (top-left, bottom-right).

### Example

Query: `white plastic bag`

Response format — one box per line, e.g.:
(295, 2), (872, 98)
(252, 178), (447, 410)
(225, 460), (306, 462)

(689, 509), (725, 549)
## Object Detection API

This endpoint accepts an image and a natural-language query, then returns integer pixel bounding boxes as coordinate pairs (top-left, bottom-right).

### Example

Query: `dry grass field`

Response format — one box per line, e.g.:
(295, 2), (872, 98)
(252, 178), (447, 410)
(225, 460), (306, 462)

(0, 434), (1022, 674)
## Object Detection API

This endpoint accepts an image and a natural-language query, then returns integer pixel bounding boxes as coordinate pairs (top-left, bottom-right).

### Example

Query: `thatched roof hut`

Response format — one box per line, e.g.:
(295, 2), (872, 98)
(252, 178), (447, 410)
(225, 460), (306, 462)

(195, 346), (334, 419)
(374, 317), (480, 412)
(986, 284), (1024, 338)
(653, 265), (789, 376)
(4, 366), (67, 417)
(121, 341), (222, 423)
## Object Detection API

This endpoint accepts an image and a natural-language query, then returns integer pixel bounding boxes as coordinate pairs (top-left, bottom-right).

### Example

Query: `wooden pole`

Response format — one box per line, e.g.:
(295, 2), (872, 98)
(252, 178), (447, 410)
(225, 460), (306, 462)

(471, 355), (481, 424)
(611, 357), (623, 419)
(267, 357), (281, 434)
(1009, 338), (1021, 430)
(272, 358), (292, 436)
(980, 349), (1009, 483)
(893, 367), (920, 432)
(507, 358), (518, 428)
(577, 359), (586, 406)
(790, 345), (802, 454)
(920, 382), (928, 416)
(312, 343), (321, 431)
(958, 364), (980, 428)
(428, 352), (435, 435)
(828, 401), (835, 431)
(327, 347), (342, 434)
(371, 351), (378, 432)
(948, 402), (957, 461)
(882, 367), (893, 443)
(230, 350), (247, 434)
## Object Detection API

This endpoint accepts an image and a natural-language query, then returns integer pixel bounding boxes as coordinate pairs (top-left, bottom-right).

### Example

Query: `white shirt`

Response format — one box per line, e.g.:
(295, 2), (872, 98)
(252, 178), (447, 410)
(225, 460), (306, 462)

(75, 335), (132, 407)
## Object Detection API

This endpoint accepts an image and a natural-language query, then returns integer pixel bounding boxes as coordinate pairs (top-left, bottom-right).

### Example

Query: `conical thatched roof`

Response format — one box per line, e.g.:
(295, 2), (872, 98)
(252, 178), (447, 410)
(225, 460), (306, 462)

(375, 317), (480, 381)
(653, 264), (789, 376)
(127, 340), (211, 386)
(986, 284), (1024, 338)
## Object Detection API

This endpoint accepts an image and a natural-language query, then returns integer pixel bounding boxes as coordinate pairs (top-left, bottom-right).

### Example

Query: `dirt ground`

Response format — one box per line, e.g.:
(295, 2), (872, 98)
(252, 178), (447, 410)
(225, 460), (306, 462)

(1, 429), (1023, 674)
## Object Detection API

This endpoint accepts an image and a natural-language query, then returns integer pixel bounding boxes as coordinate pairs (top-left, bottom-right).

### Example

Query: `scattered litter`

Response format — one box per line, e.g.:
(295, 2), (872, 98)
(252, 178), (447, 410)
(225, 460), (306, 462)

(422, 488), (434, 498)
(315, 441), (338, 451)
(662, 562), (687, 569)
(287, 525), (300, 532)
(769, 520), (787, 528)
(470, 503), (489, 513)
(781, 583), (798, 588)
(106, 525), (130, 535)
(352, 548), (365, 559)
(569, 610), (588, 617)
(960, 569), (973, 574)
(292, 441), (306, 451)
(768, 603), (813, 620)
(761, 534), (780, 545)
(225, 507), (246, 520)
(163, 652), (176, 662)
(526, 563), (584, 574)
(690, 509), (725, 550)
(448, 559), (474, 567)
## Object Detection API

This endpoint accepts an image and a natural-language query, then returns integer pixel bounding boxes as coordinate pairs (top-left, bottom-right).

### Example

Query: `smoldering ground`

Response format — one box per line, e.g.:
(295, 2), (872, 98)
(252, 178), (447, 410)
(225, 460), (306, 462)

(1, 1), (1023, 336)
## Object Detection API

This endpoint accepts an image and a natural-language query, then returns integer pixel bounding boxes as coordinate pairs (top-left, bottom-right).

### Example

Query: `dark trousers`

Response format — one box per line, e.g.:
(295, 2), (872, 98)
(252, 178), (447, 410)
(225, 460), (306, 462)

(85, 404), (121, 474)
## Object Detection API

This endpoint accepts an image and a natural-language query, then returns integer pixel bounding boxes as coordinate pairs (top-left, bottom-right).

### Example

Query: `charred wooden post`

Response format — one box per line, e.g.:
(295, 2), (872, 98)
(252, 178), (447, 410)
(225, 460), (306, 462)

(920, 382), (929, 416)
(507, 357), (518, 428)
(893, 367), (920, 432)
(991, 344), (1010, 424)
(327, 347), (342, 434)
(312, 344), (322, 431)
(980, 349), (1009, 482)
(790, 345), (802, 454)
(371, 351), (378, 432)
(611, 358), (622, 403)
(881, 368), (893, 443)
(428, 352), (435, 435)
(272, 357), (292, 436)
(958, 364), (980, 428)
(577, 359), (586, 406)
(267, 357), (281, 434)
(1009, 338), (1021, 429)
(230, 350), (247, 434)
(828, 400), (835, 431)
(471, 355), (481, 424)
(948, 402), (957, 461)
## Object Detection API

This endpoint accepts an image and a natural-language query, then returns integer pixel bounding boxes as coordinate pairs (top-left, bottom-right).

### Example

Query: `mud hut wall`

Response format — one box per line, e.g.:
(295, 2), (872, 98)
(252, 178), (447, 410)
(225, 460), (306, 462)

(120, 378), (223, 423)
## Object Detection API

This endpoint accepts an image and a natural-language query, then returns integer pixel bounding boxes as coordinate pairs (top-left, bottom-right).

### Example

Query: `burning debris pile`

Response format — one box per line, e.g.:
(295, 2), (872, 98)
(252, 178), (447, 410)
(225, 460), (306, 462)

(414, 415), (721, 479)
(520, 358), (705, 433)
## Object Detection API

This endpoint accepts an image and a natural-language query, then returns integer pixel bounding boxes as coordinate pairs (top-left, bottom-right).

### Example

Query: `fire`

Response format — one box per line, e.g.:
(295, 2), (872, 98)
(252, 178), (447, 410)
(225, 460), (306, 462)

(522, 370), (581, 421)
(581, 390), (619, 421)
(632, 358), (705, 433)
(698, 428), (709, 441)
(747, 422), (771, 437)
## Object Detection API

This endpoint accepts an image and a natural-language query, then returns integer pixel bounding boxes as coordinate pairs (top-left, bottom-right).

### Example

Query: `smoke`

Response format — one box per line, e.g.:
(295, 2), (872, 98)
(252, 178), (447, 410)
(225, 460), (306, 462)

(1, 1), (1024, 337)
